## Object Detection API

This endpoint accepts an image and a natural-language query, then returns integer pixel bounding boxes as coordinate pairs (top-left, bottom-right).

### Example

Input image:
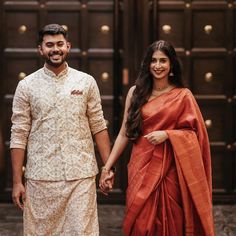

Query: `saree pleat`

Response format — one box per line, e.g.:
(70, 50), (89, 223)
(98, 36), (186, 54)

(123, 88), (214, 236)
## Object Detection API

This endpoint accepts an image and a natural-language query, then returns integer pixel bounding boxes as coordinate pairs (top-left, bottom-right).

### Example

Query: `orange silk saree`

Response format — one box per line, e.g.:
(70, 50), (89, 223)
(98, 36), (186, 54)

(123, 88), (215, 236)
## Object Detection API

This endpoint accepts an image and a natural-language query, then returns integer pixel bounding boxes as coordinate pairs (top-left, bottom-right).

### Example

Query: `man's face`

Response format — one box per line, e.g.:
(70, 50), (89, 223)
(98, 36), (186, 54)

(38, 34), (71, 68)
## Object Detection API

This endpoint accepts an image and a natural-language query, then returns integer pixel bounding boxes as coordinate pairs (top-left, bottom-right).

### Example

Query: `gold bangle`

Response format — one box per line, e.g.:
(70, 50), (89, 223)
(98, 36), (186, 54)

(101, 166), (116, 173)
(101, 166), (109, 172)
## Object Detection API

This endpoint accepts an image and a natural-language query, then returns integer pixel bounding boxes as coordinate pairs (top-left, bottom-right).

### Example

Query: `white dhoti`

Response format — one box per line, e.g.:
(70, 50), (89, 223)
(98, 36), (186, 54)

(24, 177), (99, 236)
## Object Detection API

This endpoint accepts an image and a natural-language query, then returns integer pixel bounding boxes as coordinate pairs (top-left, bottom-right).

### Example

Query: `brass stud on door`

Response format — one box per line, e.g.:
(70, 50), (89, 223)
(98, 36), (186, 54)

(204, 72), (213, 82)
(185, 50), (190, 56)
(18, 72), (26, 80)
(162, 25), (171, 34)
(101, 25), (110, 34)
(18, 25), (27, 34)
(204, 25), (213, 34)
(101, 72), (109, 82)
(61, 25), (68, 32)
(81, 4), (87, 9)
(185, 3), (191, 8)
(226, 144), (232, 150)
(205, 119), (212, 129)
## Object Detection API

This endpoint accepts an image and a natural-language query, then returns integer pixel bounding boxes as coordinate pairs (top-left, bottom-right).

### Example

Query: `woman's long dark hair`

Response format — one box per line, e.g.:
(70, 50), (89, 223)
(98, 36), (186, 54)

(126, 40), (184, 141)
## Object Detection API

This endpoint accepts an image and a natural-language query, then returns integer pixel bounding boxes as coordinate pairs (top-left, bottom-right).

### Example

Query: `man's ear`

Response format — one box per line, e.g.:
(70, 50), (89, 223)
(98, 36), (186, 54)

(66, 42), (71, 51)
(38, 45), (43, 55)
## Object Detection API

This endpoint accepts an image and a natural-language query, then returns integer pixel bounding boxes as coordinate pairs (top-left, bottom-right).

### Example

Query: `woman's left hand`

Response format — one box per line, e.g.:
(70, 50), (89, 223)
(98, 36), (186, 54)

(144, 131), (168, 145)
(99, 170), (114, 195)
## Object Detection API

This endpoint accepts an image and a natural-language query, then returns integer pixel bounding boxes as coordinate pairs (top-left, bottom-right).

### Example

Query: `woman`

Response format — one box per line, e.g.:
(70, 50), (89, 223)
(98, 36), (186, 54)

(99, 40), (215, 235)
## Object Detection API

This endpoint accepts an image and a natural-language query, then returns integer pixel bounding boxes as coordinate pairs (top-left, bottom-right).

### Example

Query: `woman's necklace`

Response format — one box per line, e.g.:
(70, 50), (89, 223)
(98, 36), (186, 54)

(152, 85), (170, 95)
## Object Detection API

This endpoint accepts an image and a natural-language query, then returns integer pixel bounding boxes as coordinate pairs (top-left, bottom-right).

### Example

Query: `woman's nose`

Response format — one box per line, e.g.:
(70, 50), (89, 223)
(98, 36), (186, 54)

(154, 61), (161, 68)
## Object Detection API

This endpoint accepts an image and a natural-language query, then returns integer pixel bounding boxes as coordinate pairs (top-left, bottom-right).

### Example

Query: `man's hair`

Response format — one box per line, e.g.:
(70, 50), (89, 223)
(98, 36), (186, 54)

(38, 24), (68, 44)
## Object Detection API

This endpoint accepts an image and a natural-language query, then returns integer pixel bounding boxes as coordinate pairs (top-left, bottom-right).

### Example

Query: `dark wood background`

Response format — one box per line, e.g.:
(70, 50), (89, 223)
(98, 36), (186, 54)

(0, 0), (235, 204)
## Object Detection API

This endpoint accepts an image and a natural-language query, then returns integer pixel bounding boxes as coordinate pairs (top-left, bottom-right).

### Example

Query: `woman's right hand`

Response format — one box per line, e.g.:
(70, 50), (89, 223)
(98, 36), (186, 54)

(144, 130), (168, 145)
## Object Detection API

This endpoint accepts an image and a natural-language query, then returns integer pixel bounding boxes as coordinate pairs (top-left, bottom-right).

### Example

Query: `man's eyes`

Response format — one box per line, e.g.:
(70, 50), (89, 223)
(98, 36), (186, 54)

(57, 43), (65, 47)
(45, 42), (65, 47)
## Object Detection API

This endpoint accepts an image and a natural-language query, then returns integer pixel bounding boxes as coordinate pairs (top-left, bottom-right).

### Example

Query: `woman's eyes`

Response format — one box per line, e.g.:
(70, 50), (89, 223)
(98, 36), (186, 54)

(151, 58), (168, 63)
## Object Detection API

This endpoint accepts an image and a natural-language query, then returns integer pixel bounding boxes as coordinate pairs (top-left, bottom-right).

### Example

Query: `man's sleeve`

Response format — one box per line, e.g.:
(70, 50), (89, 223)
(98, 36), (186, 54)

(86, 77), (107, 135)
(10, 80), (31, 149)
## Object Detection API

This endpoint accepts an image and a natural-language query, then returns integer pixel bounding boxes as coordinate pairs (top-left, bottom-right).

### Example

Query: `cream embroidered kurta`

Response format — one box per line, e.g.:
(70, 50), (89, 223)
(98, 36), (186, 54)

(10, 64), (107, 181)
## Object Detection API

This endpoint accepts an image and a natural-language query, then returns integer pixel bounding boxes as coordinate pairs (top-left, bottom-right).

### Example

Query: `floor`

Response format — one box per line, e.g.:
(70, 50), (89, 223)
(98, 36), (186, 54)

(0, 204), (235, 235)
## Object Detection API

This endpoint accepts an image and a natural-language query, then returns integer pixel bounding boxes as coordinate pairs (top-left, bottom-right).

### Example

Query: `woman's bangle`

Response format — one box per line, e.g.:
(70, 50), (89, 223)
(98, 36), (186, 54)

(101, 166), (116, 173)
(101, 166), (109, 172)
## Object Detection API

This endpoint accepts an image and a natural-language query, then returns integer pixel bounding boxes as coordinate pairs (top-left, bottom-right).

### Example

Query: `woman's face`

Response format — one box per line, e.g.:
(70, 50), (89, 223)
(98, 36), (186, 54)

(149, 50), (171, 81)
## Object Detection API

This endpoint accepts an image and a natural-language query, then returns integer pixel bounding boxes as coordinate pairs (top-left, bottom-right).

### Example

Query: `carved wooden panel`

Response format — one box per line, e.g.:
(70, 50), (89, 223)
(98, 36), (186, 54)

(192, 57), (226, 95)
(211, 150), (233, 193)
(200, 103), (226, 142)
(66, 58), (82, 71)
(88, 59), (113, 95)
(5, 12), (38, 48)
(157, 11), (184, 48)
(88, 11), (113, 49)
(3, 58), (38, 94)
(193, 10), (227, 48)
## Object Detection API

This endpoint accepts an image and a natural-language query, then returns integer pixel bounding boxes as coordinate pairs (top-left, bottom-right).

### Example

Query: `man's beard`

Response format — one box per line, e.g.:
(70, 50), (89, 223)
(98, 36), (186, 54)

(45, 52), (67, 68)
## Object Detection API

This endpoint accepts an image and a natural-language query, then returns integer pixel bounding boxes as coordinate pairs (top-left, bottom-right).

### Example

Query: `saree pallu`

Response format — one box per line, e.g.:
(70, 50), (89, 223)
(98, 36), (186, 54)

(24, 177), (99, 236)
(123, 88), (215, 236)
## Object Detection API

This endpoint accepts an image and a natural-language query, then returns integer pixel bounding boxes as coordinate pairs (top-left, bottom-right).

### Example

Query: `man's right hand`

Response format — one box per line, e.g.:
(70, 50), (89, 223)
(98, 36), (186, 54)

(12, 182), (25, 210)
(99, 170), (115, 195)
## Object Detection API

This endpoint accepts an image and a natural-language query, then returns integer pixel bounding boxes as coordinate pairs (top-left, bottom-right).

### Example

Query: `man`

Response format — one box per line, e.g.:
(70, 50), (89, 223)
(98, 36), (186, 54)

(10, 24), (113, 235)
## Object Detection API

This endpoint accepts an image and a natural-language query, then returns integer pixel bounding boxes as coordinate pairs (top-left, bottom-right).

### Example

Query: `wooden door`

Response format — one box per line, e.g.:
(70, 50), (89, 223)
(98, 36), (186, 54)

(118, 0), (236, 204)
(0, 0), (125, 203)
(147, 0), (236, 203)
(1, 0), (235, 204)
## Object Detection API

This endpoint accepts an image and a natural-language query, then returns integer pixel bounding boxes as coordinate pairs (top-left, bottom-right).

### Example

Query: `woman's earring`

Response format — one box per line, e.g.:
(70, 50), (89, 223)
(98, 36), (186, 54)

(169, 70), (174, 77)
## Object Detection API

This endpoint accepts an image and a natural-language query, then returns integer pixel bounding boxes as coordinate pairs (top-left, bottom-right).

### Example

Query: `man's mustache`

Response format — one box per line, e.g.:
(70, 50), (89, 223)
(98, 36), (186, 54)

(49, 52), (63, 56)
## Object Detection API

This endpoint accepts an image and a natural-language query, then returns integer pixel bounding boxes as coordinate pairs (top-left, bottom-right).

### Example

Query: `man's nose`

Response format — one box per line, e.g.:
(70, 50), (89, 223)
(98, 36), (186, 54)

(52, 45), (59, 51)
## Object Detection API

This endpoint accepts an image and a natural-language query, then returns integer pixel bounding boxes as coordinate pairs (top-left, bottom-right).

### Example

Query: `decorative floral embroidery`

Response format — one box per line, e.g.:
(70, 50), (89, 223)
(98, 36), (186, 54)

(24, 178), (99, 235)
(11, 66), (107, 181)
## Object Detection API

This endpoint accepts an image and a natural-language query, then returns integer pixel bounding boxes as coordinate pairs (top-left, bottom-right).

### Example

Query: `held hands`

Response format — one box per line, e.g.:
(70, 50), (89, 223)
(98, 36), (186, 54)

(144, 130), (168, 145)
(99, 168), (115, 196)
(12, 182), (25, 210)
